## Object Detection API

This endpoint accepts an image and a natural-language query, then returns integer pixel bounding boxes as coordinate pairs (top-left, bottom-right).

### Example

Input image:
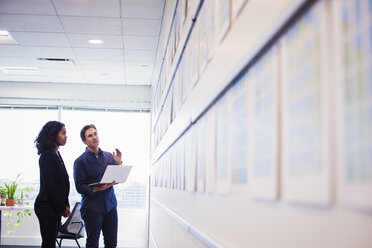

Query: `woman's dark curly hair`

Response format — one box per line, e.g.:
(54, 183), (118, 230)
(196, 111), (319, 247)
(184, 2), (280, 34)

(35, 121), (65, 155)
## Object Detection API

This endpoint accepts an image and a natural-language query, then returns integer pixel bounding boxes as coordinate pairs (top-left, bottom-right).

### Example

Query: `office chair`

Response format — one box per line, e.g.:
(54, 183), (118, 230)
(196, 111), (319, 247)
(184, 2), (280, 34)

(56, 202), (85, 248)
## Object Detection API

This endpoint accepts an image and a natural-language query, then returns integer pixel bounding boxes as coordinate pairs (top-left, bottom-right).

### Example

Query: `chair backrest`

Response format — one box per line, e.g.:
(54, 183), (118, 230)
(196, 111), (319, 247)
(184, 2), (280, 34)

(59, 202), (84, 235)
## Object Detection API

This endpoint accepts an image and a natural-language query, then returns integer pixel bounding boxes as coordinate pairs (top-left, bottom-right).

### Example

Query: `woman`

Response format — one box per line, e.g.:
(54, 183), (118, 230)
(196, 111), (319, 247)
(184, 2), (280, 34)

(34, 121), (71, 248)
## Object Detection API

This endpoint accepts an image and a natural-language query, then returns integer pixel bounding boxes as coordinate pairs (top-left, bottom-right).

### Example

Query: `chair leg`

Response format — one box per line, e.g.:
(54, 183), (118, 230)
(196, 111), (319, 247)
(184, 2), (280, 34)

(56, 238), (63, 248)
(75, 238), (81, 248)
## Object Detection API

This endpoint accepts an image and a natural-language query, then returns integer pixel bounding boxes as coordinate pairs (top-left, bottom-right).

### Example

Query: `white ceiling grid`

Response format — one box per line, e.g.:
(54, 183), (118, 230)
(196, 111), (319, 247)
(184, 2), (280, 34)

(0, 0), (164, 85)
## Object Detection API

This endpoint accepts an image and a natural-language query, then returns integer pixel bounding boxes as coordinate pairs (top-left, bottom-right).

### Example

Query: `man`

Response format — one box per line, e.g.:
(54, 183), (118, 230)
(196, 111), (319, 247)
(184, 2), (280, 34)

(74, 124), (122, 248)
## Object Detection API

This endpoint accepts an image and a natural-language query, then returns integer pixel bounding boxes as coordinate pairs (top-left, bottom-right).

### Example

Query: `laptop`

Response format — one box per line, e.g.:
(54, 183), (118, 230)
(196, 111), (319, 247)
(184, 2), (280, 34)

(88, 165), (132, 187)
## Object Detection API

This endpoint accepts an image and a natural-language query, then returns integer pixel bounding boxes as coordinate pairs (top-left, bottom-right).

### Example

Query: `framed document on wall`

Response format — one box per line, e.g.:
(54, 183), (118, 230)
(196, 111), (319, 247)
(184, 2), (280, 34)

(196, 115), (207, 192)
(232, 0), (247, 20)
(280, 0), (332, 205)
(215, 0), (231, 44)
(333, 0), (372, 210)
(205, 107), (217, 193)
(216, 91), (232, 194)
(205, 0), (217, 61)
(230, 71), (250, 193)
(184, 128), (197, 192)
(248, 46), (280, 200)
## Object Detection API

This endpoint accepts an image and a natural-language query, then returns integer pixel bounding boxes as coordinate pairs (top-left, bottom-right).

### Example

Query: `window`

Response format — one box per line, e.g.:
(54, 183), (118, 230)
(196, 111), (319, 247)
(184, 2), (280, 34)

(60, 109), (150, 209)
(0, 107), (150, 209)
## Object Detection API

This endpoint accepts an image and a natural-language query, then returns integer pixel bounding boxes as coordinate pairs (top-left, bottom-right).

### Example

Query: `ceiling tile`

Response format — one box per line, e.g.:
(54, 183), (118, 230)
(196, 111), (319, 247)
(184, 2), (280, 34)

(0, 57), (38, 67)
(40, 68), (85, 77)
(84, 70), (125, 84)
(0, 0), (164, 88)
(60, 16), (122, 35)
(124, 36), (158, 50)
(122, 0), (165, 19)
(0, 45), (25, 57)
(74, 48), (124, 60)
(23, 46), (76, 59)
(122, 18), (160, 36)
(126, 63), (153, 81)
(125, 49), (155, 62)
(0, 14), (64, 32)
(53, 0), (121, 17)
(86, 78), (125, 85)
(0, 75), (50, 82)
(0, 21), (6, 30)
(125, 61), (153, 74)
(11, 32), (71, 47)
(78, 59), (124, 70)
(46, 76), (87, 84)
(0, 0), (56, 15)
(84, 69), (125, 77)
(68, 33), (123, 49)
(125, 77), (151, 86)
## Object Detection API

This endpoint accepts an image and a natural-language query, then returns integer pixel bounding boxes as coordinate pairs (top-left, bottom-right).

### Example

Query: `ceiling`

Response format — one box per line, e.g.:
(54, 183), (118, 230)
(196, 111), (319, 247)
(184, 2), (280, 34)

(0, 0), (165, 86)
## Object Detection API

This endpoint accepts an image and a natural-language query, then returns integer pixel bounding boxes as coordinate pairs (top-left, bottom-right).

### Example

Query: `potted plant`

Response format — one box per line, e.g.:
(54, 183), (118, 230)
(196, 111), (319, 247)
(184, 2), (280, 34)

(17, 186), (34, 206)
(2, 174), (33, 234)
(0, 186), (6, 206)
(4, 208), (32, 234)
(4, 173), (19, 206)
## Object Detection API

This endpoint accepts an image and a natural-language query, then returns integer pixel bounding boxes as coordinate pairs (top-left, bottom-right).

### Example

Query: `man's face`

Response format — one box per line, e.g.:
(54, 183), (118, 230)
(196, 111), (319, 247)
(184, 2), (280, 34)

(83, 127), (99, 150)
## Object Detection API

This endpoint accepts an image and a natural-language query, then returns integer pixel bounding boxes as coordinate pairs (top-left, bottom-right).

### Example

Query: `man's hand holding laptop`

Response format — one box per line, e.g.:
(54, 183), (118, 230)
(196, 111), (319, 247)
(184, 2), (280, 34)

(92, 181), (119, 192)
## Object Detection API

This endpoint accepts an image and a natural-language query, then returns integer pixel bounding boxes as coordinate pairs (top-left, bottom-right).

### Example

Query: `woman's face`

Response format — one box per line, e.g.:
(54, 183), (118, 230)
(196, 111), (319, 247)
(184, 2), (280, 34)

(56, 126), (67, 147)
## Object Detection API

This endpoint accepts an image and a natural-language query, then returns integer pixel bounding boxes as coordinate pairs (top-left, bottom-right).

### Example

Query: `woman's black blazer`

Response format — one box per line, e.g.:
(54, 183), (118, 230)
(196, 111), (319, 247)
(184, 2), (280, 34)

(35, 150), (70, 215)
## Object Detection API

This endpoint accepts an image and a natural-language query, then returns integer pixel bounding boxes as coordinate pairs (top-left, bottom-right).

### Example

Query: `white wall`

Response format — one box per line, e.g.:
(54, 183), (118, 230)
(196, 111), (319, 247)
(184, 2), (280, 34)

(148, 0), (372, 247)
(150, 189), (372, 248)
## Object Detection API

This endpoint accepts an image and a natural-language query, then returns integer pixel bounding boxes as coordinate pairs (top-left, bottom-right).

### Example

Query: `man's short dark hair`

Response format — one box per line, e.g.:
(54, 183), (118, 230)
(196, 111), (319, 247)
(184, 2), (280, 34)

(80, 124), (97, 141)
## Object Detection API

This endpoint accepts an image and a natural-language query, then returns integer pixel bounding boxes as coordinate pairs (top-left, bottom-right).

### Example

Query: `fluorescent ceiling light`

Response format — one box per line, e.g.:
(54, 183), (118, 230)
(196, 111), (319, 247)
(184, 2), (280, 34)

(0, 30), (10, 36)
(0, 67), (39, 75)
(89, 39), (104, 44)
(0, 30), (18, 45)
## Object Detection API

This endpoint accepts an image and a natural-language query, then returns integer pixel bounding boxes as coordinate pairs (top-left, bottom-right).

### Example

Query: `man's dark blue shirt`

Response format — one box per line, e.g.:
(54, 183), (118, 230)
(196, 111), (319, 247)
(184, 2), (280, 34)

(74, 148), (117, 214)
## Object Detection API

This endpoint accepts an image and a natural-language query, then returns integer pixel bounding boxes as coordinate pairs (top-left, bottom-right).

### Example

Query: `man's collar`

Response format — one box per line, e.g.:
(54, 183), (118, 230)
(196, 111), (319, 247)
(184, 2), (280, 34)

(85, 147), (102, 155)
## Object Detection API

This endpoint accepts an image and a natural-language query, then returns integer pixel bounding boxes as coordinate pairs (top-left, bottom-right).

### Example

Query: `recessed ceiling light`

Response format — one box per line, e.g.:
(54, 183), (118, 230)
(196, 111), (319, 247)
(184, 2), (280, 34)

(89, 39), (104, 44)
(0, 30), (18, 45)
(0, 30), (10, 36)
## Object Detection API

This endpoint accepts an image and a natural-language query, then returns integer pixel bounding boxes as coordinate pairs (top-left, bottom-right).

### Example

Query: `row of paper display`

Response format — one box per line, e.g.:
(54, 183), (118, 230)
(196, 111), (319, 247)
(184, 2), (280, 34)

(152, 0), (248, 149)
(151, 0), (372, 211)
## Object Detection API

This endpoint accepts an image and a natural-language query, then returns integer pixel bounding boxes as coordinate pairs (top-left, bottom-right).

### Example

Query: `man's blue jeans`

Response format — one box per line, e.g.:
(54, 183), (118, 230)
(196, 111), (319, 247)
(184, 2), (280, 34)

(82, 207), (118, 248)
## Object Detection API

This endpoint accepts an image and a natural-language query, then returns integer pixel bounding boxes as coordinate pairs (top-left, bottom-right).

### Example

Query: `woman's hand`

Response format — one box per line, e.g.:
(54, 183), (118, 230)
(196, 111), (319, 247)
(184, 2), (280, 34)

(61, 206), (71, 217)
